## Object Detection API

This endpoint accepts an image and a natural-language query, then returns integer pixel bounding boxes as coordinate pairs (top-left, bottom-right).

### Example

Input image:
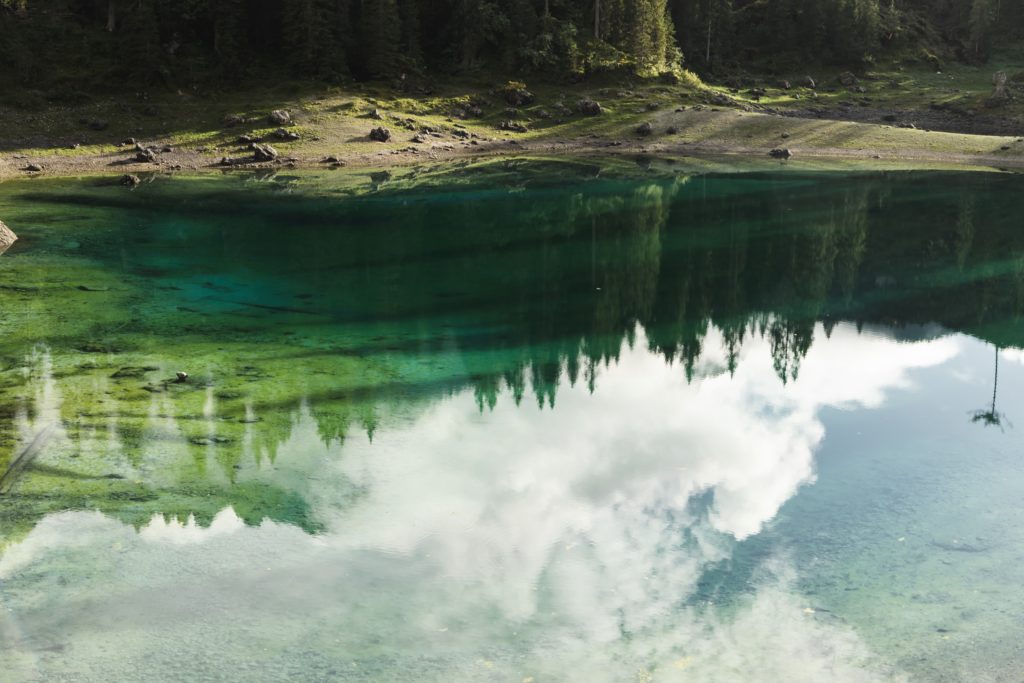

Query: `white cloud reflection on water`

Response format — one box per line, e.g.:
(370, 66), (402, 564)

(0, 323), (957, 682)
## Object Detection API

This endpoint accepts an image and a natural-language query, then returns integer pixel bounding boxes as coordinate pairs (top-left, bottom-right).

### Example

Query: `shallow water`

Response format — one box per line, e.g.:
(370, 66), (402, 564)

(0, 162), (1022, 682)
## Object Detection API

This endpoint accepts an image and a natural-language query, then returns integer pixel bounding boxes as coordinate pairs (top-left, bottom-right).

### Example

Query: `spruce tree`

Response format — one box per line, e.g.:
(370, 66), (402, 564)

(360, 0), (401, 76)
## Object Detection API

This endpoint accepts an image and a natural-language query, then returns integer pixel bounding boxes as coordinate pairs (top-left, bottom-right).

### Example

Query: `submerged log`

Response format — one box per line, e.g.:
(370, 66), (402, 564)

(0, 220), (17, 255)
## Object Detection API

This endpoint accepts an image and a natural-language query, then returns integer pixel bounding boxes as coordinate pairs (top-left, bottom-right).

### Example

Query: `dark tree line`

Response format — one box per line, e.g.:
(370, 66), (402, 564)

(1, 0), (1022, 89)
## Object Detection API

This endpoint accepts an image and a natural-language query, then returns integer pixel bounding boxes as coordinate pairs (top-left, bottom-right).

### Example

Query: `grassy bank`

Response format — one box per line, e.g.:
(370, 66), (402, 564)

(1, 61), (1022, 179)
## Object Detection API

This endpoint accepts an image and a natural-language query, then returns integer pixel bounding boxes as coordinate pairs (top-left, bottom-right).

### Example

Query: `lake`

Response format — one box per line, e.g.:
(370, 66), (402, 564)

(0, 160), (1022, 682)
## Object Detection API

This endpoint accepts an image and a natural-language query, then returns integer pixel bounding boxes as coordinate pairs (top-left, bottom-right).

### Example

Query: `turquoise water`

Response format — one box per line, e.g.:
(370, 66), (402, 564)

(0, 162), (1022, 682)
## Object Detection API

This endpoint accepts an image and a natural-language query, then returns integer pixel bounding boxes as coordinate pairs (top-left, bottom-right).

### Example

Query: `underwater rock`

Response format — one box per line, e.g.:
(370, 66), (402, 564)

(0, 220), (17, 255)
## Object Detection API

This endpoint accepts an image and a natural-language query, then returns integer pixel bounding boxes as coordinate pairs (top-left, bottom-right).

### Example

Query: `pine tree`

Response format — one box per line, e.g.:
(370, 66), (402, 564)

(212, 0), (246, 77)
(283, 0), (342, 76)
(360, 0), (401, 76)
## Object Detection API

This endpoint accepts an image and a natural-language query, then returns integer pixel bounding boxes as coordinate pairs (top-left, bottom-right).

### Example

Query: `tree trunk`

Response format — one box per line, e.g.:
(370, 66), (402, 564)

(107, 0), (116, 32)
(705, 15), (712, 65)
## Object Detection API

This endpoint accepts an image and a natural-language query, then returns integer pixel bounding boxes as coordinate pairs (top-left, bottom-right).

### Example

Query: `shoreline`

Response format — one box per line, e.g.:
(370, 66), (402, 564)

(2, 107), (1023, 181)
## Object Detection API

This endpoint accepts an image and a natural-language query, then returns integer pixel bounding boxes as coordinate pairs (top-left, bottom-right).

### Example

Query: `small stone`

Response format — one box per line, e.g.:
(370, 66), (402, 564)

(272, 128), (300, 141)
(769, 148), (793, 159)
(24, 163), (43, 172)
(498, 120), (528, 133)
(369, 127), (392, 142)
(268, 109), (291, 125)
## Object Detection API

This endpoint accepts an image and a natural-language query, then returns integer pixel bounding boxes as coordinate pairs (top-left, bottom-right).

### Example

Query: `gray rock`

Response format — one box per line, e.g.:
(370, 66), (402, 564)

(268, 110), (291, 125)
(252, 144), (279, 162)
(769, 148), (792, 159)
(0, 220), (17, 256)
(25, 163), (43, 172)
(577, 99), (603, 116)
(272, 128), (300, 141)
(838, 71), (858, 87)
(503, 86), (535, 107)
(369, 127), (392, 142)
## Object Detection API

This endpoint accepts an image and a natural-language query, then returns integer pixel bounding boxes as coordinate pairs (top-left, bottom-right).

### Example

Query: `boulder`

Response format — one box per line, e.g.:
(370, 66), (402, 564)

(503, 84), (535, 107)
(768, 148), (792, 159)
(252, 144), (279, 162)
(0, 220), (17, 256)
(838, 71), (858, 87)
(635, 121), (653, 136)
(368, 108), (384, 120)
(268, 110), (291, 125)
(369, 127), (392, 142)
(120, 174), (142, 187)
(135, 148), (157, 163)
(577, 99), (603, 116)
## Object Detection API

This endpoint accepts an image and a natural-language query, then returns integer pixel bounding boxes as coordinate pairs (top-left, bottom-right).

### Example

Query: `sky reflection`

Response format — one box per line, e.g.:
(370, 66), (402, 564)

(0, 323), (955, 682)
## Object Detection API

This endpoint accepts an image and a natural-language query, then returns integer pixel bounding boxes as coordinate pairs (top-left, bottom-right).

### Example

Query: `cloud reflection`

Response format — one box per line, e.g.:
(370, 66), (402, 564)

(0, 323), (954, 682)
